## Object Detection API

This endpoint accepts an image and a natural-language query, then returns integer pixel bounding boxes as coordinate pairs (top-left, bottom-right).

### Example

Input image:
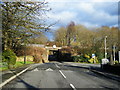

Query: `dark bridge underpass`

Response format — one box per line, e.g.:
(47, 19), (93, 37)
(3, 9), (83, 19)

(48, 49), (73, 62)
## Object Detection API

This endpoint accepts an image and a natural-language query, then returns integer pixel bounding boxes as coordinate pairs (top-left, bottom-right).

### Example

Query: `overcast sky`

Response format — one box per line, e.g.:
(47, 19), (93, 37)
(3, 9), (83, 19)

(44, 0), (119, 41)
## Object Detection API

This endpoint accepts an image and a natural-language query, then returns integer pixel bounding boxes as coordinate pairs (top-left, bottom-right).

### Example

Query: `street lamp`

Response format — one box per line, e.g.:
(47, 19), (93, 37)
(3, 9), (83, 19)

(104, 36), (107, 59)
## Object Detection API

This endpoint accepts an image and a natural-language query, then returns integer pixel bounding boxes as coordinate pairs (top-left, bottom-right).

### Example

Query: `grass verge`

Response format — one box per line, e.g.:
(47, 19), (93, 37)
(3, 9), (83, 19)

(0, 61), (34, 71)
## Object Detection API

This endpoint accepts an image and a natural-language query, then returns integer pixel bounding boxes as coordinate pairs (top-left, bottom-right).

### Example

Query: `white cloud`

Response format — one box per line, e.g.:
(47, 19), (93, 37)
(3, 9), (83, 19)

(77, 2), (95, 14)
(75, 1), (118, 26)
(110, 24), (118, 27)
(44, 0), (118, 40)
(80, 22), (99, 28)
(92, 0), (119, 2)
(46, 0), (119, 3)
(92, 11), (117, 23)
(45, 0), (118, 28)
(48, 11), (77, 24)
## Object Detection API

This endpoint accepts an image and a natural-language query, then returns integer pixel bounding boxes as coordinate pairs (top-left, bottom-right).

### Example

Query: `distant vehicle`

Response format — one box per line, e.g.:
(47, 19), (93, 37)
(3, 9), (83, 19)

(101, 58), (109, 69)
(101, 58), (109, 65)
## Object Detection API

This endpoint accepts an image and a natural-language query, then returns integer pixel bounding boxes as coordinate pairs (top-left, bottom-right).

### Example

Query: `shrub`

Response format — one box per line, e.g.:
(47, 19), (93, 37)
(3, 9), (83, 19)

(114, 60), (119, 64)
(72, 54), (91, 63)
(60, 47), (73, 53)
(88, 57), (99, 63)
(29, 46), (48, 63)
(58, 47), (74, 61)
(33, 54), (42, 63)
(15, 45), (26, 56)
(95, 53), (104, 63)
(72, 55), (81, 62)
(16, 46), (48, 63)
(2, 49), (17, 68)
(84, 54), (90, 59)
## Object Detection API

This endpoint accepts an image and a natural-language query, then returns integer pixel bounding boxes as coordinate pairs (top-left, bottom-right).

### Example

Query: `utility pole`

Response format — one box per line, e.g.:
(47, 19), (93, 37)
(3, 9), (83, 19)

(105, 36), (107, 59)
(113, 44), (116, 64)
(118, 51), (120, 63)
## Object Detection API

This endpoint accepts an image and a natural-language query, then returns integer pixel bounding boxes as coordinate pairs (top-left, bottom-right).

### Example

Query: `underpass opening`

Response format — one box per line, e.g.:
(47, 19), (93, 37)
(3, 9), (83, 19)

(48, 50), (59, 61)
(48, 49), (73, 62)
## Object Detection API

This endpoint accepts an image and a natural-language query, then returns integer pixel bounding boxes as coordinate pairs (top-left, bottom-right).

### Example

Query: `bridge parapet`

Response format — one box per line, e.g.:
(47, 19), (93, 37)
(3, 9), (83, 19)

(45, 47), (62, 50)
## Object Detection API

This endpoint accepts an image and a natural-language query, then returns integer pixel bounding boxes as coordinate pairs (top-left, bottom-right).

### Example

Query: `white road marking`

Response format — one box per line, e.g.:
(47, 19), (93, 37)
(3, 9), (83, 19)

(70, 84), (76, 90)
(59, 70), (66, 79)
(55, 64), (60, 68)
(0, 66), (32, 88)
(32, 68), (39, 72)
(45, 68), (53, 71)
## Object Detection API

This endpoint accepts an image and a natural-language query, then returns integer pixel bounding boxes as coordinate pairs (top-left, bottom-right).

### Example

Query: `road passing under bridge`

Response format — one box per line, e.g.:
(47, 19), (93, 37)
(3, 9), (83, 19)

(2, 62), (120, 89)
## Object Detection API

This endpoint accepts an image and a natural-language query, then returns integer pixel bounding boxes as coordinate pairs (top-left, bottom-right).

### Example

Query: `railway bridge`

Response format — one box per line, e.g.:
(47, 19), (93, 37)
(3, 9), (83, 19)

(45, 46), (62, 61)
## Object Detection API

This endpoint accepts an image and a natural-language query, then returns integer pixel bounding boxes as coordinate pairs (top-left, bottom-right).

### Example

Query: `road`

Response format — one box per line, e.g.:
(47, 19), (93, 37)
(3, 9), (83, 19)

(2, 62), (120, 89)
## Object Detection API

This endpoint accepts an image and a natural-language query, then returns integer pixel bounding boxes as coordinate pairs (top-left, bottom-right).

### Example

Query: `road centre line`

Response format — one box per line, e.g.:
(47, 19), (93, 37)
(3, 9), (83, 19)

(70, 84), (76, 90)
(59, 69), (76, 90)
(59, 70), (66, 79)
(55, 64), (60, 68)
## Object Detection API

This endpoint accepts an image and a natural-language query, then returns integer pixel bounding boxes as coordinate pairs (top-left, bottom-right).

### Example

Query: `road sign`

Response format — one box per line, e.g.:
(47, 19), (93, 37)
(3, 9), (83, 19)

(92, 54), (95, 59)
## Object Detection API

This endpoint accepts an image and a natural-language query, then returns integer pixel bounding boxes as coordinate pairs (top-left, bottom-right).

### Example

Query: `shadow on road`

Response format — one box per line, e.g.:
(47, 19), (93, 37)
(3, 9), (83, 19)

(2, 70), (40, 90)
(16, 76), (40, 90)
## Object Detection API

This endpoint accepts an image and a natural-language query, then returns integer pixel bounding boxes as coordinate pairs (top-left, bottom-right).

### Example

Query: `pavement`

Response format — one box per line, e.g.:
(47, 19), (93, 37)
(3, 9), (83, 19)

(63, 62), (120, 82)
(1, 62), (120, 89)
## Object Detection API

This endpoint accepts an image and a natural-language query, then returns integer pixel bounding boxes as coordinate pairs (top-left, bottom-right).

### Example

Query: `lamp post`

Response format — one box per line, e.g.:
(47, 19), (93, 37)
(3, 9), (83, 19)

(104, 36), (107, 59)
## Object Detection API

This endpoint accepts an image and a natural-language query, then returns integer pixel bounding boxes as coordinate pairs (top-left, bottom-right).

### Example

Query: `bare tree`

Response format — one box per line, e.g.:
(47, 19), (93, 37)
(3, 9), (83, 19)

(66, 21), (76, 46)
(1, 1), (51, 51)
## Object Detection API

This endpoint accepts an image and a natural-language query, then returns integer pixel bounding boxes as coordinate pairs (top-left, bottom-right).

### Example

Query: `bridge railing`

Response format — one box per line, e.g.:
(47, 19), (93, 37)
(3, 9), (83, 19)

(45, 47), (62, 50)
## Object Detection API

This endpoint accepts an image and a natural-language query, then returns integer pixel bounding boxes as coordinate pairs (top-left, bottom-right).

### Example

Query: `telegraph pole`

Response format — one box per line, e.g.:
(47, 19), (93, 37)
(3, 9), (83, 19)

(118, 51), (120, 63)
(104, 36), (107, 59)
(113, 44), (116, 64)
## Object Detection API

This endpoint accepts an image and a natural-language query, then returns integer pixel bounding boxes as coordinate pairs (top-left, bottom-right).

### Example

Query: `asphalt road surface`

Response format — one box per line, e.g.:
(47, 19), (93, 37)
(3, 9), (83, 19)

(2, 62), (120, 90)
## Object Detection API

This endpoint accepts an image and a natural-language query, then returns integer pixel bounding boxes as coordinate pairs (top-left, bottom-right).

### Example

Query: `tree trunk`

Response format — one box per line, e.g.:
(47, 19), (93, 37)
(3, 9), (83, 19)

(110, 54), (114, 65)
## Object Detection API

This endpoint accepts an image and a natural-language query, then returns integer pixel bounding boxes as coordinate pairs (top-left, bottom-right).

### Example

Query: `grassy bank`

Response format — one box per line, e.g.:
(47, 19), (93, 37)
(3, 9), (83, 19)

(0, 61), (34, 71)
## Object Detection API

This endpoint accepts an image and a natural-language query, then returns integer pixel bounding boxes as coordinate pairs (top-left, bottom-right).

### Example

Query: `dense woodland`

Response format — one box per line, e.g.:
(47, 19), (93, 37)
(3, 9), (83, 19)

(54, 22), (119, 61)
